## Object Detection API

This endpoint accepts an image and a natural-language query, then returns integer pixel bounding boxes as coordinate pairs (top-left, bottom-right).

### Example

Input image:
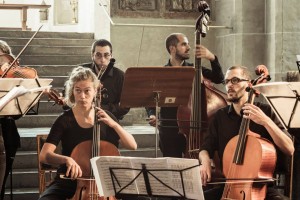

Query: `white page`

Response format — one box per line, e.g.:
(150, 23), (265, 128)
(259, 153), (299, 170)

(91, 156), (204, 200)
(0, 86), (27, 111)
(91, 156), (138, 197)
(130, 157), (173, 196)
(167, 158), (204, 200)
(90, 157), (104, 196)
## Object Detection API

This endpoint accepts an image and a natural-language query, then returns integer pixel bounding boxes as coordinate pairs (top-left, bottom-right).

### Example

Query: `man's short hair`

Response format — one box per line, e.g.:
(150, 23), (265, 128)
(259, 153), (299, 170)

(227, 65), (252, 80)
(165, 33), (186, 54)
(91, 39), (112, 54)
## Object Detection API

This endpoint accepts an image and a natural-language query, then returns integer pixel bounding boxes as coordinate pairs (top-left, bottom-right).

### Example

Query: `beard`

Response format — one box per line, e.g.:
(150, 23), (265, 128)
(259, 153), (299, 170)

(227, 86), (246, 103)
(227, 96), (243, 103)
(175, 51), (189, 60)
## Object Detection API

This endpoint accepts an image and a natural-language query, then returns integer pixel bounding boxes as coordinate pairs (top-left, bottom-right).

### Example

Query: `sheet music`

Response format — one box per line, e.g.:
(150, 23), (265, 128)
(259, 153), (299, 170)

(130, 157), (172, 196)
(0, 85), (51, 111)
(253, 82), (300, 128)
(90, 156), (138, 197)
(90, 156), (204, 200)
(0, 86), (27, 111)
(167, 158), (204, 200)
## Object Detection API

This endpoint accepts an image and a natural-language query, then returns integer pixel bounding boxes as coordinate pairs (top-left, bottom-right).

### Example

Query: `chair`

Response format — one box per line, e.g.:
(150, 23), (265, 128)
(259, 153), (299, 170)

(36, 134), (60, 194)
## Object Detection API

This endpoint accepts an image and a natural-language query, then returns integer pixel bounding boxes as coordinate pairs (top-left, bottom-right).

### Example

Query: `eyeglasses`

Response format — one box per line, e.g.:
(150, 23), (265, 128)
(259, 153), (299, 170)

(223, 77), (249, 85)
(94, 52), (111, 59)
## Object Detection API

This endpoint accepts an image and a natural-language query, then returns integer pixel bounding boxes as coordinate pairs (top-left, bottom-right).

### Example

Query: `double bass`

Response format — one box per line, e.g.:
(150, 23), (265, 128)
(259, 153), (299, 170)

(221, 66), (276, 200)
(177, 1), (228, 159)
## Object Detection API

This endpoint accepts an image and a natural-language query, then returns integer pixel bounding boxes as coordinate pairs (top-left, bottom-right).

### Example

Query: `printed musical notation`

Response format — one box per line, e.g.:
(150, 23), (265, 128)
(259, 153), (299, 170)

(91, 156), (204, 200)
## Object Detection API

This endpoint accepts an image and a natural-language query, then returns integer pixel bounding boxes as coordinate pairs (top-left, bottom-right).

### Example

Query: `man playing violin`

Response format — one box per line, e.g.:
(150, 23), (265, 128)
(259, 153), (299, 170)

(146, 33), (224, 158)
(57, 39), (128, 121)
(80, 39), (129, 121)
(199, 65), (294, 200)
(38, 66), (137, 200)
(0, 40), (21, 200)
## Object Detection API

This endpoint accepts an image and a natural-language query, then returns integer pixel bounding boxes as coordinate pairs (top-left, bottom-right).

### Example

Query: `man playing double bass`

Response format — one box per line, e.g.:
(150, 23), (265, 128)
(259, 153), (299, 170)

(199, 65), (294, 200)
(146, 33), (224, 158)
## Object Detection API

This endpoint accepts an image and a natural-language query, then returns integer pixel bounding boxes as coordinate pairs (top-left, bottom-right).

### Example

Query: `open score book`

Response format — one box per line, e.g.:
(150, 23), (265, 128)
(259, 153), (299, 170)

(90, 156), (204, 200)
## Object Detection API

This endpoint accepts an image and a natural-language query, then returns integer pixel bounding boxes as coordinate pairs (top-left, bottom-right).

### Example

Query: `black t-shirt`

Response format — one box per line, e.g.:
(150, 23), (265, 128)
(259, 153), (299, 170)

(46, 109), (120, 173)
(200, 102), (291, 171)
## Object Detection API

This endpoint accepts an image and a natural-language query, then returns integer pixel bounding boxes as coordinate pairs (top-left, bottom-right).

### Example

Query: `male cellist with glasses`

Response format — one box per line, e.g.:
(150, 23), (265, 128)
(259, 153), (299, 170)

(199, 65), (294, 200)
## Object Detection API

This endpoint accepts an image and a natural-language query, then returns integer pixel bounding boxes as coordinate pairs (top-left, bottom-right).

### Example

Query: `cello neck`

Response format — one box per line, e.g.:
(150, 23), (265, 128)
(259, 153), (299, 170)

(233, 89), (255, 165)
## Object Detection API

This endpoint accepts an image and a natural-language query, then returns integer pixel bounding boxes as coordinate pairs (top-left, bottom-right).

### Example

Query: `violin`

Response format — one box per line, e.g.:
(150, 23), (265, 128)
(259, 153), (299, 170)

(221, 65), (276, 200)
(0, 53), (37, 78)
(0, 26), (42, 79)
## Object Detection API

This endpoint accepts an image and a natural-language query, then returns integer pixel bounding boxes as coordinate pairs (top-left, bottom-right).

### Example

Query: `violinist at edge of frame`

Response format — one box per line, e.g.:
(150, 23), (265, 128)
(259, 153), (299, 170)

(199, 65), (294, 200)
(0, 40), (21, 200)
(38, 66), (137, 200)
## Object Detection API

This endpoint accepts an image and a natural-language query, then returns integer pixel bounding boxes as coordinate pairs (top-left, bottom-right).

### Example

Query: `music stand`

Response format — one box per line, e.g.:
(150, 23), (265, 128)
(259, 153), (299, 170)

(0, 78), (52, 116)
(90, 156), (204, 200)
(0, 78), (52, 199)
(253, 82), (300, 129)
(120, 67), (195, 157)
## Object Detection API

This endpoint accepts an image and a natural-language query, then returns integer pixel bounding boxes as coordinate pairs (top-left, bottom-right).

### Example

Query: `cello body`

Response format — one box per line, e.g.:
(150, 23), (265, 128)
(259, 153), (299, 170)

(222, 131), (276, 200)
(69, 140), (120, 200)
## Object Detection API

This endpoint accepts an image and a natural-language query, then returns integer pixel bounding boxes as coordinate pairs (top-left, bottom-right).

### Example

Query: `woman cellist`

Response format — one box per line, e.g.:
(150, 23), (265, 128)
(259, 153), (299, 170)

(199, 65), (294, 200)
(38, 66), (137, 200)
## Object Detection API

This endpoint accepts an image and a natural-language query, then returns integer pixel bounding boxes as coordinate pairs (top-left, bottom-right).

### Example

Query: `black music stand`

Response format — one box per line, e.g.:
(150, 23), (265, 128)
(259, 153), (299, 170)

(253, 82), (300, 129)
(90, 156), (204, 200)
(120, 67), (195, 157)
(254, 82), (300, 199)
(0, 78), (52, 199)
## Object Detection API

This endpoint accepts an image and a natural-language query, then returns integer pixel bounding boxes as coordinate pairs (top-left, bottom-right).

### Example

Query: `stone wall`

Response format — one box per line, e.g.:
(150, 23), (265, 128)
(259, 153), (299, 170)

(110, 0), (300, 82)
(110, 0), (217, 72)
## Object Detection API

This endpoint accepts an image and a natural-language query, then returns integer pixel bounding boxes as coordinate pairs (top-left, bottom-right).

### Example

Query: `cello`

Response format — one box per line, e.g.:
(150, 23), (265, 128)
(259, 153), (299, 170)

(221, 66), (276, 200)
(69, 60), (119, 200)
(177, 1), (227, 159)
